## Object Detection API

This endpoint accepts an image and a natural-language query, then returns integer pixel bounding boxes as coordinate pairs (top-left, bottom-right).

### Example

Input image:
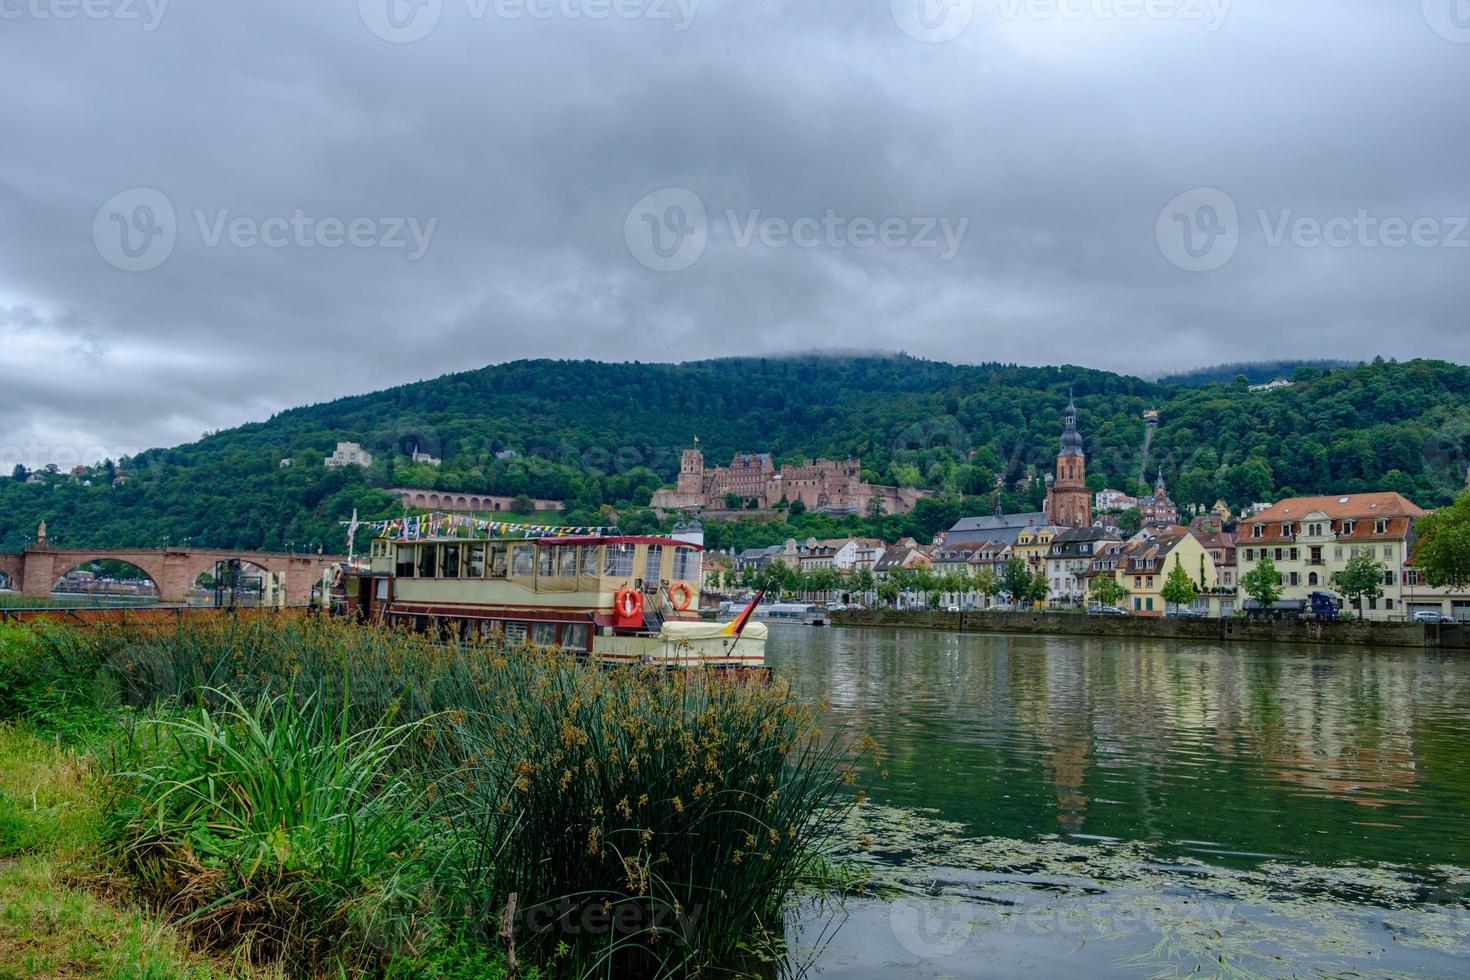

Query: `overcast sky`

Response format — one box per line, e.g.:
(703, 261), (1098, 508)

(2, 0), (1467, 468)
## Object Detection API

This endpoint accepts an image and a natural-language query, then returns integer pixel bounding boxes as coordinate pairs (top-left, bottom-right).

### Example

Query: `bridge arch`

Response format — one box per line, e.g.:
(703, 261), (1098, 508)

(50, 557), (161, 601)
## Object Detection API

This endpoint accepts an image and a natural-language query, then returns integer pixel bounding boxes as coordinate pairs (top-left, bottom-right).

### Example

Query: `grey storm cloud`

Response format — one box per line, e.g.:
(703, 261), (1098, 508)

(0, 0), (1467, 466)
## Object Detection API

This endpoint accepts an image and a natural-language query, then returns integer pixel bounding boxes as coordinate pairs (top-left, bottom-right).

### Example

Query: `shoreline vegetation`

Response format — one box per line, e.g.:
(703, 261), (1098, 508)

(0, 616), (874, 978)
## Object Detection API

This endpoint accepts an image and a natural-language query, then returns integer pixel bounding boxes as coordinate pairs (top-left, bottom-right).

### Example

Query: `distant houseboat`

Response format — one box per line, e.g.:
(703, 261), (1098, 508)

(344, 533), (766, 670)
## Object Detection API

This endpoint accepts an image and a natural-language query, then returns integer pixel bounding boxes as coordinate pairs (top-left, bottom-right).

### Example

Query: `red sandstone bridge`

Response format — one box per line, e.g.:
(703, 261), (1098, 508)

(0, 546), (349, 606)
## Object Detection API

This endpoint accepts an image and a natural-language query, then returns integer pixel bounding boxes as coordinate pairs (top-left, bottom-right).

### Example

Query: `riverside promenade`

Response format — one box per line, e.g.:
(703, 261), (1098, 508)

(831, 608), (1470, 650)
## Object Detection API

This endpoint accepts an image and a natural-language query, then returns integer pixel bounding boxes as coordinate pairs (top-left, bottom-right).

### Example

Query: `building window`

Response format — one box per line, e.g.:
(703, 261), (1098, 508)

(1334, 546), (1343, 560)
(1289, 548), (1299, 561)
(1282, 523), (1294, 537)
(1274, 548), (1283, 562)
(674, 548), (699, 581)
(1375, 519), (1387, 534)
(604, 543), (635, 578)
(1309, 572), (1318, 586)
(1252, 525), (1263, 538)
(644, 545), (664, 585)
(1344, 521), (1355, 534)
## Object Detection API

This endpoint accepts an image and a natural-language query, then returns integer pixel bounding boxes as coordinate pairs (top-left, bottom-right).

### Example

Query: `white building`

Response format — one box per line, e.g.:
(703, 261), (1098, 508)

(1094, 489), (1138, 513)
(325, 442), (374, 468)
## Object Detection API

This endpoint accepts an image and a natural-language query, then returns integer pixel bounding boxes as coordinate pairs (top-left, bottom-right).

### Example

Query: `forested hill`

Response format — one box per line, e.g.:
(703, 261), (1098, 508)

(6, 355), (1470, 555)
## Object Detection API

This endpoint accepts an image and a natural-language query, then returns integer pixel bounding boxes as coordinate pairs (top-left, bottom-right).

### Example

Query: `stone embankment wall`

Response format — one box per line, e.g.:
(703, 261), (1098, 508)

(831, 609), (1470, 649)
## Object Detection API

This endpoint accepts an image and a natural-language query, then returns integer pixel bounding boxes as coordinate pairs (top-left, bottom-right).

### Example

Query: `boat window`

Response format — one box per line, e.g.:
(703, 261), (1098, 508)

(561, 623), (589, 650)
(644, 544), (664, 585)
(604, 542), (635, 578)
(396, 545), (416, 578)
(538, 547), (555, 576)
(504, 622), (528, 642)
(511, 544), (536, 578)
(443, 545), (461, 578)
(466, 544), (486, 578)
(673, 547), (698, 582)
(417, 545), (437, 578)
(489, 545), (508, 578)
(557, 546), (578, 577)
(530, 622), (558, 646)
(580, 545), (601, 576)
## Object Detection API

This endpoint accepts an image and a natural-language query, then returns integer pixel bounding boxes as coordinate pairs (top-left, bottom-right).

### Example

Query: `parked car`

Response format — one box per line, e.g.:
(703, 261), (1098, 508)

(1413, 610), (1452, 624)
(1088, 606), (1128, 617)
(1167, 608), (1206, 619)
(946, 604), (961, 613)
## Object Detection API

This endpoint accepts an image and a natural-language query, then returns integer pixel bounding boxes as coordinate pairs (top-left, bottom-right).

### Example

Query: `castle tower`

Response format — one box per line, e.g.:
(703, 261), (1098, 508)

(676, 447), (705, 495)
(1044, 394), (1091, 528)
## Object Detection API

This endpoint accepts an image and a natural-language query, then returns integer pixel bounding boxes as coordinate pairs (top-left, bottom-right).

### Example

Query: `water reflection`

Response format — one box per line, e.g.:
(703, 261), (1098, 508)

(767, 626), (1470, 869)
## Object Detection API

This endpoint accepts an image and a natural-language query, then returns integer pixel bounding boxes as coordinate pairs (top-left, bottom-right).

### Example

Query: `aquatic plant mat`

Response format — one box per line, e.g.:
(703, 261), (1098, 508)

(787, 803), (1470, 978)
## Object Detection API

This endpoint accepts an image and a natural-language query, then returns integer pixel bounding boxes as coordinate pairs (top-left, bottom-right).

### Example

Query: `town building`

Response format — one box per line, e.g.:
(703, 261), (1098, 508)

(1045, 527), (1121, 605)
(410, 444), (442, 467)
(1094, 489), (1138, 513)
(650, 447), (927, 516)
(1014, 524), (1064, 575)
(967, 541), (1013, 581)
(324, 442), (374, 468)
(388, 489), (564, 514)
(1138, 470), (1181, 527)
(946, 500), (1051, 547)
(1236, 493), (1424, 620)
(1112, 530), (1217, 617)
(1249, 379), (1294, 393)
(1043, 395), (1092, 528)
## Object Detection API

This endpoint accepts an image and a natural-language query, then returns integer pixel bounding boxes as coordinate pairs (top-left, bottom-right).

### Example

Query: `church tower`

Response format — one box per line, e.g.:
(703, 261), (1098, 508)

(1044, 395), (1091, 528)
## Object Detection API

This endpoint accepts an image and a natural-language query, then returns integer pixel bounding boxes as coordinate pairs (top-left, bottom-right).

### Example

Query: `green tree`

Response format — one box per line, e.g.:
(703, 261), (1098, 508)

(972, 568), (999, 603)
(788, 499), (807, 517)
(1115, 507), (1143, 537)
(1412, 490), (1470, 589)
(1333, 550), (1387, 614)
(1241, 555), (1283, 609)
(850, 566), (876, 605)
(1025, 572), (1050, 606)
(1089, 575), (1128, 609)
(723, 492), (741, 510)
(1162, 559), (1199, 613)
(1000, 557), (1031, 603)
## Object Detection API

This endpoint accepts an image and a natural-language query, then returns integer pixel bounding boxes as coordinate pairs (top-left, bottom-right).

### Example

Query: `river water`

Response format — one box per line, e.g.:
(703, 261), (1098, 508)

(768, 625), (1470, 978)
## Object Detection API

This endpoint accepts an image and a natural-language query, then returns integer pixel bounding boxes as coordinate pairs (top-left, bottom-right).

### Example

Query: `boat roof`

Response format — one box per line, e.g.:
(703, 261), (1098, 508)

(387, 535), (702, 550)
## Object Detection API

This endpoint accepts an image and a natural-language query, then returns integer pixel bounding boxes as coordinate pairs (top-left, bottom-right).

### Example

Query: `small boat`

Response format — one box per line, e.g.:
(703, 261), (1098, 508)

(755, 602), (829, 626)
(344, 533), (765, 670)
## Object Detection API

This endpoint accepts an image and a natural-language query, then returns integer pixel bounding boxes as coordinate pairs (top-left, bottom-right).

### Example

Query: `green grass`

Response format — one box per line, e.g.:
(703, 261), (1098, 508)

(0, 724), (243, 980)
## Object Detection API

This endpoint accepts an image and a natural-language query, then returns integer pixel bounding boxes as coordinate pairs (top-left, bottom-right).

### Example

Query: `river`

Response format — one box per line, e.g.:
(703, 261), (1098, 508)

(768, 625), (1470, 978)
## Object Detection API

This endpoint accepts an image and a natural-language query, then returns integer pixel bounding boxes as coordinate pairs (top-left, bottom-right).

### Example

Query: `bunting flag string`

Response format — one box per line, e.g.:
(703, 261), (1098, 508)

(339, 512), (616, 541)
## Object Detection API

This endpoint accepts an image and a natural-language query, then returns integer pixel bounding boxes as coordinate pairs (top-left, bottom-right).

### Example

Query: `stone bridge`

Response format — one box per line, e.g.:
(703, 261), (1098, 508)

(0, 546), (348, 606)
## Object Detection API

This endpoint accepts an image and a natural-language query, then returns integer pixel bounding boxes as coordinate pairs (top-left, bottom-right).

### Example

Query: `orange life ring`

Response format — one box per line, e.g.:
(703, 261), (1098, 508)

(668, 582), (694, 612)
(614, 587), (644, 622)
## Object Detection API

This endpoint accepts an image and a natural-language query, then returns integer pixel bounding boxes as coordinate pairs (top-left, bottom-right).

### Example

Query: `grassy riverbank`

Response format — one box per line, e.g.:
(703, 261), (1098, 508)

(0, 617), (870, 977)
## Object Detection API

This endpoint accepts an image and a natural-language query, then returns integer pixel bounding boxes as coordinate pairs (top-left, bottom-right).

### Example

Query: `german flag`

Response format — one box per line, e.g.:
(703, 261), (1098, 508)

(723, 590), (765, 637)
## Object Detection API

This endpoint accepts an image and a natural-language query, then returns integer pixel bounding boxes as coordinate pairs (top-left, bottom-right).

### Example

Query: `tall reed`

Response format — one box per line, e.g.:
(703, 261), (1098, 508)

(17, 614), (873, 976)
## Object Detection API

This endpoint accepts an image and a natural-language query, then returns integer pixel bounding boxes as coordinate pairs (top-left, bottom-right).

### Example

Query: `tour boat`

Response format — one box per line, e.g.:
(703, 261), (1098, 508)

(344, 533), (767, 670)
